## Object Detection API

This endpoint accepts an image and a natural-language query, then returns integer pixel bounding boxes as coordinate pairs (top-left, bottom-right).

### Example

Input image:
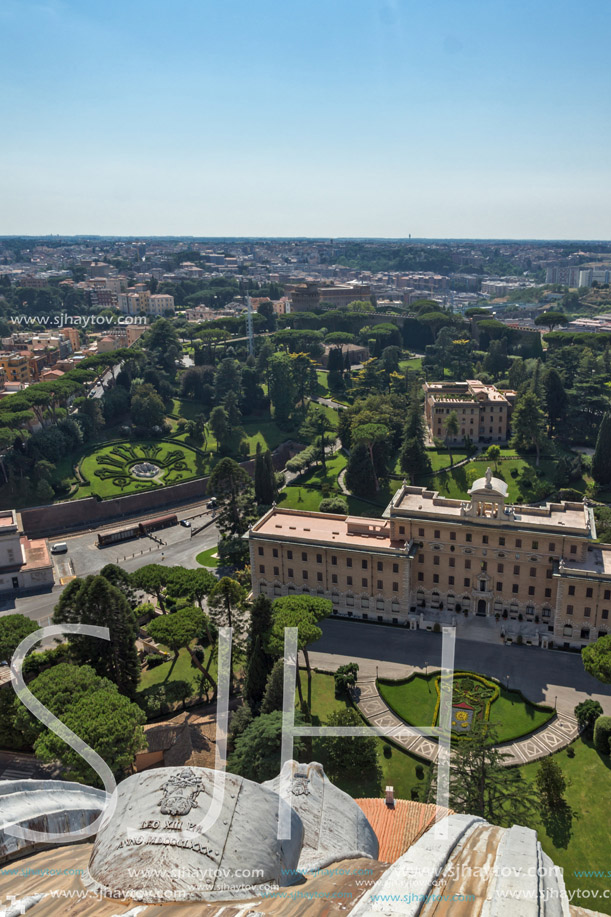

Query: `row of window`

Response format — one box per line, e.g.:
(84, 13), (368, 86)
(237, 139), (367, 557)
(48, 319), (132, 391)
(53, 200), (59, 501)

(566, 606), (609, 619)
(415, 571), (552, 596)
(418, 555), (553, 578)
(395, 528), (569, 553)
(567, 585), (610, 599)
(256, 545), (400, 572)
(258, 566), (400, 591)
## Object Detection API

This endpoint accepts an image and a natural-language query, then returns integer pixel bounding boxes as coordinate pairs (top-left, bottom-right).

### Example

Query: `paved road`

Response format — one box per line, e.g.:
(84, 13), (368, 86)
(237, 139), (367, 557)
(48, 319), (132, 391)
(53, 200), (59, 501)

(310, 618), (611, 715)
(0, 520), (220, 627)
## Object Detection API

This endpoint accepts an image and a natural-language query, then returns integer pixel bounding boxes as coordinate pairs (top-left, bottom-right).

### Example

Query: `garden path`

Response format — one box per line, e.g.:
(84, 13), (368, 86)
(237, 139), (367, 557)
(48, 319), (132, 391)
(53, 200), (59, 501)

(347, 669), (580, 767)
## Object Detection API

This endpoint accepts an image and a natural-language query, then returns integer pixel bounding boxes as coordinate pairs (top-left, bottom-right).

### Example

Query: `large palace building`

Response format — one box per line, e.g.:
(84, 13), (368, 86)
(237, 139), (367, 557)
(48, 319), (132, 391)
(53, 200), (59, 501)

(423, 380), (514, 445)
(248, 470), (609, 651)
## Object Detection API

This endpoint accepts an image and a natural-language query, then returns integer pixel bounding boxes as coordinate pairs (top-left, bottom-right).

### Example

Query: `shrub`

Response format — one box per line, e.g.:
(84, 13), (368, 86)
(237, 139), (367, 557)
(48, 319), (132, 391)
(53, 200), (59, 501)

(433, 622), (441, 633)
(145, 654), (165, 669)
(566, 745), (575, 758)
(383, 744), (392, 759)
(574, 699), (604, 735)
(334, 662), (359, 697)
(593, 715), (611, 755)
(415, 764), (424, 780)
(319, 496), (349, 514)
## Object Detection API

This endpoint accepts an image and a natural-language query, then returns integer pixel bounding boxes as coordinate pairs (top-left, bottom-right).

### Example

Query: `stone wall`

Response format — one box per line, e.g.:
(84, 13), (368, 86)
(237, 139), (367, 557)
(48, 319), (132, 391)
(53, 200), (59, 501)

(20, 440), (300, 538)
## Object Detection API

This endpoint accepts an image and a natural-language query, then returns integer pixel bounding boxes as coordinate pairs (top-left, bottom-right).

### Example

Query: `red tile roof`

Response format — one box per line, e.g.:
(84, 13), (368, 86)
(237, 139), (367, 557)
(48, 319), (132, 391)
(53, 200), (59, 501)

(356, 798), (454, 863)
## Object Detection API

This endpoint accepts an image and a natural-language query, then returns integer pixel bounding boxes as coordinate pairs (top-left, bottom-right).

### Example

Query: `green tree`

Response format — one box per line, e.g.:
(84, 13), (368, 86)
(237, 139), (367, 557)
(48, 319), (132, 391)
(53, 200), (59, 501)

(534, 311), (567, 332)
(209, 405), (230, 451)
(300, 403), (336, 472)
(267, 596), (331, 704)
(0, 614), (38, 663)
(574, 699), (603, 736)
(543, 367), (568, 434)
(511, 391), (547, 466)
(130, 564), (170, 613)
(582, 634), (611, 684)
(400, 392), (431, 482)
(485, 444), (501, 471)
(319, 496), (349, 514)
(427, 723), (538, 827)
(352, 422), (389, 492)
(536, 756), (568, 809)
(147, 605), (217, 697)
(130, 383), (166, 429)
(592, 414), (611, 487)
(593, 715), (611, 756)
(52, 575), (139, 697)
(321, 708), (380, 784)
(208, 457), (257, 538)
(254, 443), (276, 505)
(261, 659), (285, 714)
(208, 577), (247, 686)
(268, 351), (296, 423)
(33, 687), (146, 786)
(228, 710), (306, 783)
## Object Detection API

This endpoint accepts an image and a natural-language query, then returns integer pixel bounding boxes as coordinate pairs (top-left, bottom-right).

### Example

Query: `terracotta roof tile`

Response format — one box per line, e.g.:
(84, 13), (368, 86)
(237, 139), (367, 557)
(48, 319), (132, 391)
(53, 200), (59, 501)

(356, 798), (454, 863)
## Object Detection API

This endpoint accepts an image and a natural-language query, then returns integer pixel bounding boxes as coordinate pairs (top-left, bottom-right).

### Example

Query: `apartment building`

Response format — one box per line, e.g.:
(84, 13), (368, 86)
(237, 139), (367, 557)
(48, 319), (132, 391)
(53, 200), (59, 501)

(248, 472), (604, 650)
(0, 352), (29, 384)
(423, 380), (511, 445)
(148, 293), (175, 315)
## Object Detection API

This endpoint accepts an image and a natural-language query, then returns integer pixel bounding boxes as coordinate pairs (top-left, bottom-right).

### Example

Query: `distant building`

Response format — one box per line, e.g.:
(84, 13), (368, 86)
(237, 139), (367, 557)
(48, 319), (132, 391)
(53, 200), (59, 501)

(545, 265), (581, 285)
(148, 293), (175, 316)
(423, 379), (511, 445)
(290, 282), (371, 312)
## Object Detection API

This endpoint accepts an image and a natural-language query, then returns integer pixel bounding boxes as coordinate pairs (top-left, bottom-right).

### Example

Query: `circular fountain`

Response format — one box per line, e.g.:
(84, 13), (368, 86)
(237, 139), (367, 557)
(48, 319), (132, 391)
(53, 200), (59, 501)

(131, 462), (161, 479)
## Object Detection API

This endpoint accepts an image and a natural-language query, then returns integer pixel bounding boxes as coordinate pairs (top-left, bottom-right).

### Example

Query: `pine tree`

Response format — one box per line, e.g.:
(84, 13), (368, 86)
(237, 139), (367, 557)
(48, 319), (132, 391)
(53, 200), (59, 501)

(52, 575), (140, 698)
(536, 756), (568, 809)
(543, 367), (568, 434)
(592, 414), (611, 486)
(263, 449), (277, 503)
(427, 723), (539, 827)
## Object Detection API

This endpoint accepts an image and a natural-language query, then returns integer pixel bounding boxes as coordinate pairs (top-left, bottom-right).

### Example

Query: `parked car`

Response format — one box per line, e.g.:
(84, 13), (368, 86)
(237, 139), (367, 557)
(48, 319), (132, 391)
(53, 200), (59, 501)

(180, 519), (191, 528)
(51, 542), (68, 554)
(207, 498), (217, 509)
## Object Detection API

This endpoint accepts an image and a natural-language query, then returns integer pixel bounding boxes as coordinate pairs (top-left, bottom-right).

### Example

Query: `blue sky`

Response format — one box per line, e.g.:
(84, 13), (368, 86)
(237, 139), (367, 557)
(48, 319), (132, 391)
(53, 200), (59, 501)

(1, 0), (610, 238)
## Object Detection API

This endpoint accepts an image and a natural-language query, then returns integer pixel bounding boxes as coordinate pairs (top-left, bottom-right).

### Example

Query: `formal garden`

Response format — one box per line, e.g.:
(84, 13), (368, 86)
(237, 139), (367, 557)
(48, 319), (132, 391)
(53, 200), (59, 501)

(77, 440), (206, 498)
(378, 670), (554, 744)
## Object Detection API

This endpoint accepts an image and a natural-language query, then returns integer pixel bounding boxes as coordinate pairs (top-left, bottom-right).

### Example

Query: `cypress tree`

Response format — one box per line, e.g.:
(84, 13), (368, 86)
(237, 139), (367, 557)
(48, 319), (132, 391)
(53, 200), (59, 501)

(243, 635), (270, 712)
(592, 414), (611, 486)
(261, 660), (286, 714)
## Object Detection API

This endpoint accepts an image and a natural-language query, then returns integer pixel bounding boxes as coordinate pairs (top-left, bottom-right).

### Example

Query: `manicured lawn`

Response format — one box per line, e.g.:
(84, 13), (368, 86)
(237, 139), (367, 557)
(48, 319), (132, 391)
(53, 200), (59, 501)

(394, 447), (469, 475)
(316, 370), (330, 396)
(378, 672), (553, 744)
(139, 646), (202, 692)
(520, 738), (611, 913)
(416, 457), (554, 503)
(398, 357), (423, 372)
(296, 673), (611, 910)
(79, 440), (205, 498)
(297, 671), (430, 800)
(278, 451), (398, 518)
(196, 546), (220, 568)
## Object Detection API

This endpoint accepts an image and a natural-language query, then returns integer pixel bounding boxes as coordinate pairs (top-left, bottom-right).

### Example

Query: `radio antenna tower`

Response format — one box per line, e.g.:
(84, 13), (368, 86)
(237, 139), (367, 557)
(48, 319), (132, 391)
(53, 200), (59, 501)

(246, 294), (255, 357)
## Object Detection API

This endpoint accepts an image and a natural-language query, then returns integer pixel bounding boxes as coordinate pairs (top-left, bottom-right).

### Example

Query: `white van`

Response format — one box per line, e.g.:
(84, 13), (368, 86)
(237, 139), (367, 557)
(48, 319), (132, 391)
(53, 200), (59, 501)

(51, 542), (68, 554)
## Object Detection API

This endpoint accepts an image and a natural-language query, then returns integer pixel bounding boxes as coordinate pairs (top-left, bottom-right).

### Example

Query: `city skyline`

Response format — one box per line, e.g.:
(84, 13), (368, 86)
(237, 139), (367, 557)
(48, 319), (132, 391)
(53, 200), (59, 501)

(1, 0), (610, 238)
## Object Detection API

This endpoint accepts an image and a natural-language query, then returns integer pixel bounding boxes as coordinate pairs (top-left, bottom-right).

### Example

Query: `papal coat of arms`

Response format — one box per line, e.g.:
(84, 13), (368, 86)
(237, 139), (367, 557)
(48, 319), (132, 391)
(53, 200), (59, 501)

(158, 769), (205, 816)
